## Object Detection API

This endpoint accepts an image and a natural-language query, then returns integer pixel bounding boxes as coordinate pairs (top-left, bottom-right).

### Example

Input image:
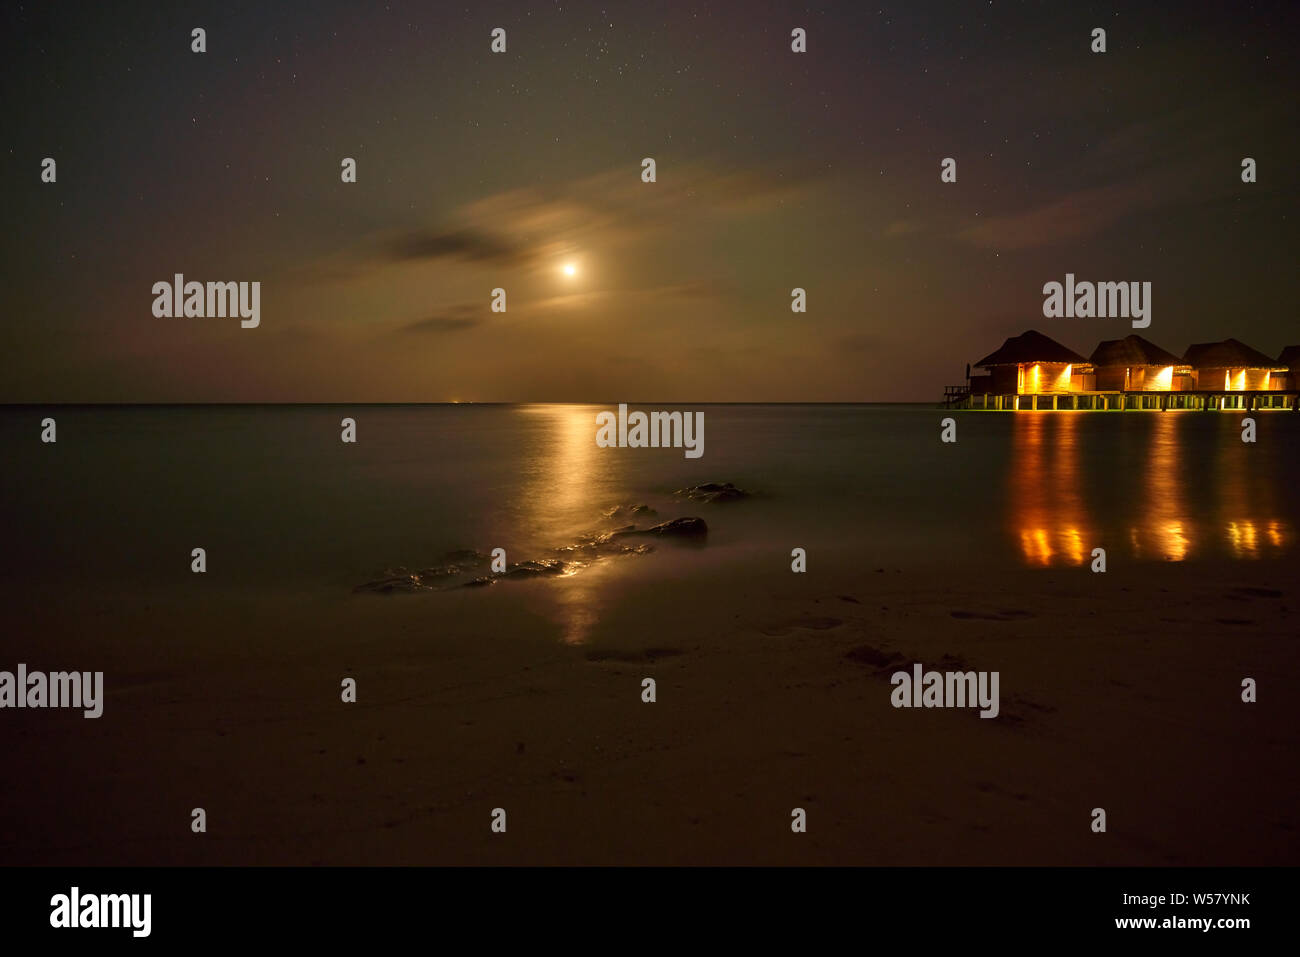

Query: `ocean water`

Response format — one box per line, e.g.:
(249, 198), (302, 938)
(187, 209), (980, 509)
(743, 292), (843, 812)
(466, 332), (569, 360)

(1, 404), (1297, 592)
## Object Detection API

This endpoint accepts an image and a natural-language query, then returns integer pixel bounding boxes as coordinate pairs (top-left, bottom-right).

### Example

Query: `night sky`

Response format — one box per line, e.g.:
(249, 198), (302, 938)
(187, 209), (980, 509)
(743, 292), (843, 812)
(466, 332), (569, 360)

(3, 1), (1296, 402)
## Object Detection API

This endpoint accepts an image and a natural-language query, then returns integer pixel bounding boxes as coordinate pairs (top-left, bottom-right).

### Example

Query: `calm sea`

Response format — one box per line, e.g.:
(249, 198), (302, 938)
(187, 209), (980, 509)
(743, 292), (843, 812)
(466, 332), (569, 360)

(2, 404), (1296, 590)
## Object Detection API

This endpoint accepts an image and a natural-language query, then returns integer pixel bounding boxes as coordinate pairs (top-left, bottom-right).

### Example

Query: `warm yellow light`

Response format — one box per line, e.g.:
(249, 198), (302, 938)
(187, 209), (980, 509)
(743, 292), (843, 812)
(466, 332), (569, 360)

(1062, 526), (1084, 565)
(1020, 529), (1053, 566)
(1162, 521), (1189, 561)
(1226, 521), (1259, 558)
(562, 263), (577, 277)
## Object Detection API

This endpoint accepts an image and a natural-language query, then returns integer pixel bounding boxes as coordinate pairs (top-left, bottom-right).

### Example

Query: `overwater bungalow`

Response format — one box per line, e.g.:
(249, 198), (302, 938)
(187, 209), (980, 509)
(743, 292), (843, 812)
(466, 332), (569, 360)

(1274, 346), (1300, 390)
(1182, 339), (1287, 392)
(1088, 334), (1191, 392)
(948, 330), (1299, 411)
(968, 330), (1091, 406)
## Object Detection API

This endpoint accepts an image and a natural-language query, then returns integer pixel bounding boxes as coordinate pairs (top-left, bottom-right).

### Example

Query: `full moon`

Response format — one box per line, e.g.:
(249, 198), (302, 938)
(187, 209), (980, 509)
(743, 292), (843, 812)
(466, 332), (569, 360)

(562, 263), (577, 277)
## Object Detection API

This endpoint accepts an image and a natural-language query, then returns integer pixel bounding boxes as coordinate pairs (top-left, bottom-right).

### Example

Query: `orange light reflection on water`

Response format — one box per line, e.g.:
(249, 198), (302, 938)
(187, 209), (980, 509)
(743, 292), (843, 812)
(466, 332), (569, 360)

(1008, 413), (1292, 565)
(1009, 414), (1092, 567)
(514, 404), (605, 643)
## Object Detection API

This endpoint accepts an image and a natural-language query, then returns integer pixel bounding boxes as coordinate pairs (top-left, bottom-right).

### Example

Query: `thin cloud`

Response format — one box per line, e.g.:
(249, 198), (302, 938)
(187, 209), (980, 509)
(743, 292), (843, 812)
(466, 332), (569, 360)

(304, 159), (827, 286)
(956, 182), (1154, 250)
(384, 228), (529, 265)
(398, 305), (484, 334)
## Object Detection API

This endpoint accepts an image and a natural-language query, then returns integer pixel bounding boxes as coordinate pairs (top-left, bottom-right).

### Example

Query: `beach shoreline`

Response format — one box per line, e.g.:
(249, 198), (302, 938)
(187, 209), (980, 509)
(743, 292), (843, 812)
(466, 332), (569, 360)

(2, 552), (1295, 866)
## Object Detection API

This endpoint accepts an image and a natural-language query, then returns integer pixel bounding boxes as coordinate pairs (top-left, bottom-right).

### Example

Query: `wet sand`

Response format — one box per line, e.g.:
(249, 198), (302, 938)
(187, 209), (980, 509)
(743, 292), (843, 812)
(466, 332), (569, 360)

(1, 552), (1296, 866)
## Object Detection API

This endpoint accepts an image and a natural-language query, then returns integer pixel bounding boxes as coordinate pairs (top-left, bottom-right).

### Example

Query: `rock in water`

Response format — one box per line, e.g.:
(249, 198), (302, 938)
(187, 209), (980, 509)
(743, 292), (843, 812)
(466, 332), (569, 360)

(503, 559), (568, 578)
(613, 517), (708, 542)
(604, 503), (659, 519)
(353, 575), (422, 595)
(675, 482), (750, 503)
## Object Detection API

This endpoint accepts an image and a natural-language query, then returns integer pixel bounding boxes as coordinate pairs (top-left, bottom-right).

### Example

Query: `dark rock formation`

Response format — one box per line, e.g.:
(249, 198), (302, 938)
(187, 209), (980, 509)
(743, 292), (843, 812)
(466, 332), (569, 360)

(675, 482), (750, 504)
(612, 516), (708, 542)
(603, 503), (658, 519)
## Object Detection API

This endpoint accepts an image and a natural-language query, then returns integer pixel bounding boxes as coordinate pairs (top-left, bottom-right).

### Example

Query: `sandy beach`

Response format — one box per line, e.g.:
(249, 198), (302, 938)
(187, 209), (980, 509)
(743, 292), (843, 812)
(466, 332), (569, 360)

(3, 547), (1295, 867)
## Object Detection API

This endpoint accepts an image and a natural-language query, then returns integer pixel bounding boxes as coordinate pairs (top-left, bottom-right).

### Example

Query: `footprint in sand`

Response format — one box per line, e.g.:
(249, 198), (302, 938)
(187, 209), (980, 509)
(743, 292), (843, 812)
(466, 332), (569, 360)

(843, 645), (904, 669)
(1225, 587), (1283, 600)
(758, 616), (844, 636)
(950, 609), (1035, 621)
(974, 782), (1033, 802)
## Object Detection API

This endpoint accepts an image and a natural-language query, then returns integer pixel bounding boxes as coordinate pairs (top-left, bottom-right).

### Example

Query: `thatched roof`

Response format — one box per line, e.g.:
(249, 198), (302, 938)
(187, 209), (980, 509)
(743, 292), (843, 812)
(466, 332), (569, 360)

(1278, 345), (1300, 369)
(1182, 338), (1285, 370)
(1088, 334), (1182, 368)
(974, 330), (1086, 367)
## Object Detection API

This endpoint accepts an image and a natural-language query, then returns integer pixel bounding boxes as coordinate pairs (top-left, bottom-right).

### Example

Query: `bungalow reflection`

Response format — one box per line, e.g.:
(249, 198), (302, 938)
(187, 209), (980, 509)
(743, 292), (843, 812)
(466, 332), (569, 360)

(1007, 413), (1293, 566)
(1215, 429), (1292, 559)
(1129, 413), (1191, 561)
(1009, 414), (1091, 566)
